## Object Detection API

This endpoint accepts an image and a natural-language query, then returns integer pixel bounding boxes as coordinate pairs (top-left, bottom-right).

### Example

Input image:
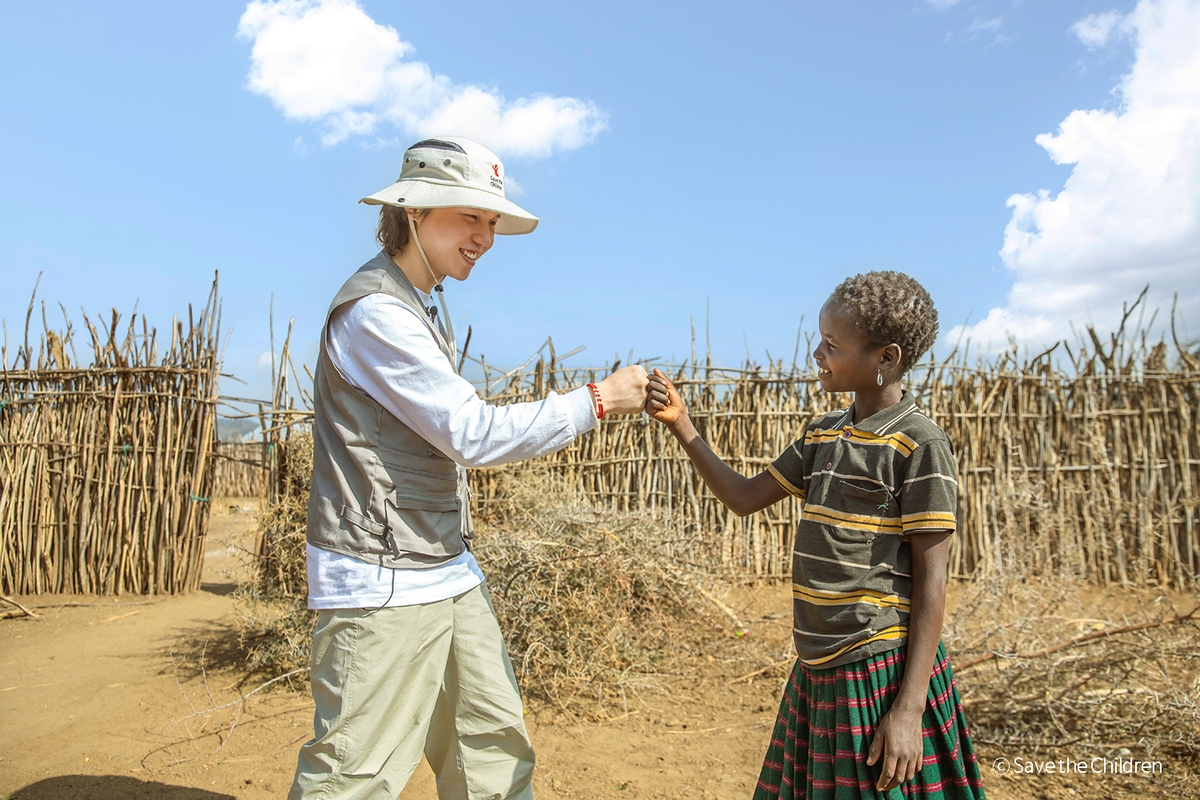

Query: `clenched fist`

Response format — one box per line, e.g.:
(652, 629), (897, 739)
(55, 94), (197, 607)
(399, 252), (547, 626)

(593, 365), (649, 416)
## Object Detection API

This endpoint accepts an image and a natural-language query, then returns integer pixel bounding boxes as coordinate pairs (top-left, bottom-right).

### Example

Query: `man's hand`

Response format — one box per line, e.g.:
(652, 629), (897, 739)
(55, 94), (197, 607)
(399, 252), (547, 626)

(647, 368), (686, 426)
(594, 365), (649, 416)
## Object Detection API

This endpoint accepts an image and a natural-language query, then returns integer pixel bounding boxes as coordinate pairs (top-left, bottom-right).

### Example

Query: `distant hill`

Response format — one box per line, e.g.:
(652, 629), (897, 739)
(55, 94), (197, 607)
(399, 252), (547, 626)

(216, 416), (261, 442)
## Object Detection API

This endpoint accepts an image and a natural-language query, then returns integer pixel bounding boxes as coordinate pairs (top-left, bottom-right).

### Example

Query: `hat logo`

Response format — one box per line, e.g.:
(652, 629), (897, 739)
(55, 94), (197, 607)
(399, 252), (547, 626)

(489, 163), (503, 191)
(491, 164), (500, 177)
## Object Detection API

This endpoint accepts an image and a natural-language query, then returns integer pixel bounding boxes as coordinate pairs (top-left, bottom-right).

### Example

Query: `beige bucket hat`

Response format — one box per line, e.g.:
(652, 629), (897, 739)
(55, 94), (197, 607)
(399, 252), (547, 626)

(359, 137), (539, 235)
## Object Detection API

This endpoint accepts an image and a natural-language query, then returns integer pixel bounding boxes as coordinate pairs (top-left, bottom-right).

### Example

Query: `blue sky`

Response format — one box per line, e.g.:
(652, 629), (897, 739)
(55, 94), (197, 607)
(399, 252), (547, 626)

(3, 0), (1198, 401)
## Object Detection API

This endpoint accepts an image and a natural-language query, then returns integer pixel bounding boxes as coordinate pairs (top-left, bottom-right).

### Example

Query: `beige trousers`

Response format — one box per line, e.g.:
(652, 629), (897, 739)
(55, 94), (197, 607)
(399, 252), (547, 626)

(289, 582), (535, 800)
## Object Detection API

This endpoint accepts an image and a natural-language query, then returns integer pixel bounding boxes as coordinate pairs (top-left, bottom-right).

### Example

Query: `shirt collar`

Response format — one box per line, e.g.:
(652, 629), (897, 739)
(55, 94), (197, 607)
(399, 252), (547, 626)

(415, 287), (435, 313)
(841, 391), (918, 435)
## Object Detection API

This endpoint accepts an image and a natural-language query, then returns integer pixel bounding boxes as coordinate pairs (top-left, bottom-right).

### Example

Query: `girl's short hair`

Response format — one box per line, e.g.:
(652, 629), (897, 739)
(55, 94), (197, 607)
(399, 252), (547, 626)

(375, 206), (430, 256)
(831, 271), (939, 373)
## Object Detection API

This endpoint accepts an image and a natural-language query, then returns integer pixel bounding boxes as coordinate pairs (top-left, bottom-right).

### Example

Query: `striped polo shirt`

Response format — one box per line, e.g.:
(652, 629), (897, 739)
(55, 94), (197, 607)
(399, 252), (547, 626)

(767, 392), (957, 669)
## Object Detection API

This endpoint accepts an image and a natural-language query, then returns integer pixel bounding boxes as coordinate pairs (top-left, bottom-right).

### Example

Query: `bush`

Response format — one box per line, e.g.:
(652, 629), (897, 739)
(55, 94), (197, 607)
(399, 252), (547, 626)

(234, 449), (742, 717)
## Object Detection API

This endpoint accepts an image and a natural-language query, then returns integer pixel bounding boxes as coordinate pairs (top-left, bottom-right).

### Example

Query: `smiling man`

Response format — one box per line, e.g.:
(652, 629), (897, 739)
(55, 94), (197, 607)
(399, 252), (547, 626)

(291, 137), (649, 799)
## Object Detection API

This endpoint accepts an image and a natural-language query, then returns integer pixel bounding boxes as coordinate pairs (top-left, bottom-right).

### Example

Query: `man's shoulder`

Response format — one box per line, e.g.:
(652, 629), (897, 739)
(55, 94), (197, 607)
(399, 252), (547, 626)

(345, 251), (400, 289)
(331, 253), (422, 314)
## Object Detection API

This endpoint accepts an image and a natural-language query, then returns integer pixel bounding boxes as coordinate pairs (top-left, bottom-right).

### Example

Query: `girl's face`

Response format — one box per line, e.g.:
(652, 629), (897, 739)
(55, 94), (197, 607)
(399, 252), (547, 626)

(813, 298), (886, 394)
(410, 206), (500, 283)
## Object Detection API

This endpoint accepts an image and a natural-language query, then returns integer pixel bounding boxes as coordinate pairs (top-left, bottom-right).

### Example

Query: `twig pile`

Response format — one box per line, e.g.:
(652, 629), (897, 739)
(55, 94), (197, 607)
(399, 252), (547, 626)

(945, 574), (1200, 789)
(233, 432), (313, 674)
(473, 468), (741, 716)
(235, 451), (750, 716)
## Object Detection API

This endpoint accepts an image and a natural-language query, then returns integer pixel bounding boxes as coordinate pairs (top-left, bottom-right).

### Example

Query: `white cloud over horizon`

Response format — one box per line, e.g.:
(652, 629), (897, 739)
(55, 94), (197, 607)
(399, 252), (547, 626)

(236, 0), (608, 157)
(959, 16), (1008, 47)
(951, 0), (1200, 353)
(1070, 10), (1134, 49)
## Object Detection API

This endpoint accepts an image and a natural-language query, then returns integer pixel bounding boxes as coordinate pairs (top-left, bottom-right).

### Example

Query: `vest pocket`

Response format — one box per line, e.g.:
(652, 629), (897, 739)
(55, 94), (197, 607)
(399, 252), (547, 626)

(382, 463), (459, 511)
(379, 457), (463, 558)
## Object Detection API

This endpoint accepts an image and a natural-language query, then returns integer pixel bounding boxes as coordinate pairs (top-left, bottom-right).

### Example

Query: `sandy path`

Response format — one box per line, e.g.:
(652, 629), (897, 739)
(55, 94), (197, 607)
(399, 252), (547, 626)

(1, 501), (302, 798)
(1, 500), (1184, 798)
(0, 502), (779, 799)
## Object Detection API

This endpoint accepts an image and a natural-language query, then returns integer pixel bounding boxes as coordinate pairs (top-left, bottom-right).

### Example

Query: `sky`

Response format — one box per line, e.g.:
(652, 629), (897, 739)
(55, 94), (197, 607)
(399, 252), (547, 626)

(2, 0), (1198, 403)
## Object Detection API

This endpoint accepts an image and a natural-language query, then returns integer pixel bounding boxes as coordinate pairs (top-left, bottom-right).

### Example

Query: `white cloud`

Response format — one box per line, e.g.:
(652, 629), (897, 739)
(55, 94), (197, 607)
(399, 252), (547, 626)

(943, 15), (1008, 47)
(236, 0), (607, 156)
(951, 0), (1200, 353)
(1071, 10), (1134, 49)
(966, 16), (1009, 46)
(967, 16), (1004, 35)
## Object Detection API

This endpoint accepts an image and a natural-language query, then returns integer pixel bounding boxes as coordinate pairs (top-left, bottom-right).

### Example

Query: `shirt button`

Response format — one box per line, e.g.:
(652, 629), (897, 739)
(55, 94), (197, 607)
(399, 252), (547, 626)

(825, 461), (833, 470)
(842, 430), (853, 439)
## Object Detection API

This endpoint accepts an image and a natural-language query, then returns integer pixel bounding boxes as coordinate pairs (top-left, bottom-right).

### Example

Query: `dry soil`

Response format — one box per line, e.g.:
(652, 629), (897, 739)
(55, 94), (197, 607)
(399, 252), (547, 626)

(1, 501), (1190, 799)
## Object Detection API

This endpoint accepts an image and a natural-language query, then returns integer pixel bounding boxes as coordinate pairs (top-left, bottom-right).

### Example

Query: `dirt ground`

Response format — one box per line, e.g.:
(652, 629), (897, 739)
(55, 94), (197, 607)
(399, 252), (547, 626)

(1, 501), (1193, 799)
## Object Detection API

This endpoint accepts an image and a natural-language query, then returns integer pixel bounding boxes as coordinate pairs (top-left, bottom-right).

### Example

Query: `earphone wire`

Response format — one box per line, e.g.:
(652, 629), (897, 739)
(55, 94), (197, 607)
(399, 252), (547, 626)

(406, 214), (456, 353)
(364, 565), (397, 616)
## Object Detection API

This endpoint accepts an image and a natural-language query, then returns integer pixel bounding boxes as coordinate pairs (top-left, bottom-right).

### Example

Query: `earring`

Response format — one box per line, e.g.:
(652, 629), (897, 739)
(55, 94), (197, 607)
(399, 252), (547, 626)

(876, 368), (883, 386)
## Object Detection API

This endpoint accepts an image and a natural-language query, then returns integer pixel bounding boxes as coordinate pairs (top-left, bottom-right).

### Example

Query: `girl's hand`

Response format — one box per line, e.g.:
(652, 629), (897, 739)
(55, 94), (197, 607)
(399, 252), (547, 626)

(866, 705), (924, 791)
(647, 368), (686, 426)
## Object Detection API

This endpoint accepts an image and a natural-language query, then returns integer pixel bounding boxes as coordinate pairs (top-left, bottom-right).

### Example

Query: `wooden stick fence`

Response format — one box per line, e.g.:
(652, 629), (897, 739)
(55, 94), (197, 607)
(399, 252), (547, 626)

(212, 442), (266, 498)
(465, 330), (1200, 587)
(214, 309), (314, 509)
(229, 314), (1200, 589)
(0, 278), (222, 595)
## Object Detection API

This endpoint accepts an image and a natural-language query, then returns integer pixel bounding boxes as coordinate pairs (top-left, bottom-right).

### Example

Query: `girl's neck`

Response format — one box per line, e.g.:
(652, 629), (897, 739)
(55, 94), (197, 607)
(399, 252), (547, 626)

(850, 384), (904, 424)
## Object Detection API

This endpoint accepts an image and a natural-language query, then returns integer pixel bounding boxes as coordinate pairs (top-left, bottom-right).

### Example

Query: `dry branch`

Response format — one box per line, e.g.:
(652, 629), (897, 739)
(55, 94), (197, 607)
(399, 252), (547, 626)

(944, 573), (1200, 788)
(0, 594), (40, 619)
(956, 607), (1200, 671)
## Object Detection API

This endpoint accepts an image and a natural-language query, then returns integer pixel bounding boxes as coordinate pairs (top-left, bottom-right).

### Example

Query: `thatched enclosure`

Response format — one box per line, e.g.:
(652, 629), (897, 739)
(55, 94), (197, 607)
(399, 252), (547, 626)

(465, 333), (1200, 588)
(0, 280), (222, 595)
(229, 319), (1200, 590)
(213, 441), (267, 498)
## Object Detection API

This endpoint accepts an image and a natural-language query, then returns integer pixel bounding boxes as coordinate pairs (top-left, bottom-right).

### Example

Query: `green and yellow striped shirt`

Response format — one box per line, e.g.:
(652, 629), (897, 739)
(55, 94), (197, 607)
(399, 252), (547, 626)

(768, 392), (957, 668)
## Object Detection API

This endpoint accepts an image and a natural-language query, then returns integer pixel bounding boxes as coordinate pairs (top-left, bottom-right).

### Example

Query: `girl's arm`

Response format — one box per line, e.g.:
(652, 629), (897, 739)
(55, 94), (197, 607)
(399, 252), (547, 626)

(648, 369), (786, 516)
(867, 529), (952, 791)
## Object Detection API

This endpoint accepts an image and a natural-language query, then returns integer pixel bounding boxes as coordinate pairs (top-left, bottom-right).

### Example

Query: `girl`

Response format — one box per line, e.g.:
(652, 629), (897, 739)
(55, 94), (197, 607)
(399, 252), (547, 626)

(648, 271), (985, 799)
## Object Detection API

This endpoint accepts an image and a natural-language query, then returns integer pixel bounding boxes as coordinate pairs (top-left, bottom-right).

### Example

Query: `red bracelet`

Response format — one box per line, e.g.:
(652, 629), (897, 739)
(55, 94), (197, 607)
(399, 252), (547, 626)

(586, 382), (604, 420)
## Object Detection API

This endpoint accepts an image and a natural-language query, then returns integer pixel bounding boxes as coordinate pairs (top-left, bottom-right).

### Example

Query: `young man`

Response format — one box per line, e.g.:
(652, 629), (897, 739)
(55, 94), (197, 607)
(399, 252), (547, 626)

(291, 137), (648, 799)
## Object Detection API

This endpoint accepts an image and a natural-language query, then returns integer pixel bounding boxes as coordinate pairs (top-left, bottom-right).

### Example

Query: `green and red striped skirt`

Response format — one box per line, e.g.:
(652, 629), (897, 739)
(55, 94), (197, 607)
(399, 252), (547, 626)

(753, 642), (985, 799)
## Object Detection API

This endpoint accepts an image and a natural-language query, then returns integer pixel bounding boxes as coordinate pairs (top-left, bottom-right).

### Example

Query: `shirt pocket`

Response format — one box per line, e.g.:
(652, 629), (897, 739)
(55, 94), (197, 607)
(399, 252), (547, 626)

(833, 480), (899, 538)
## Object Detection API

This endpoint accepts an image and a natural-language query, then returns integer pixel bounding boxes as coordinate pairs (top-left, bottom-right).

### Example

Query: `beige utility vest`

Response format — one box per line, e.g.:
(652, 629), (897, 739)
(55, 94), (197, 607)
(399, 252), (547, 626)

(306, 250), (473, 569)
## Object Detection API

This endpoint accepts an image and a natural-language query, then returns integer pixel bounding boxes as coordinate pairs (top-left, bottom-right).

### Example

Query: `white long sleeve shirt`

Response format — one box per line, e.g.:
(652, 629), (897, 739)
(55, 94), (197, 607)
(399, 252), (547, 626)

(307, 290), (598, 609)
